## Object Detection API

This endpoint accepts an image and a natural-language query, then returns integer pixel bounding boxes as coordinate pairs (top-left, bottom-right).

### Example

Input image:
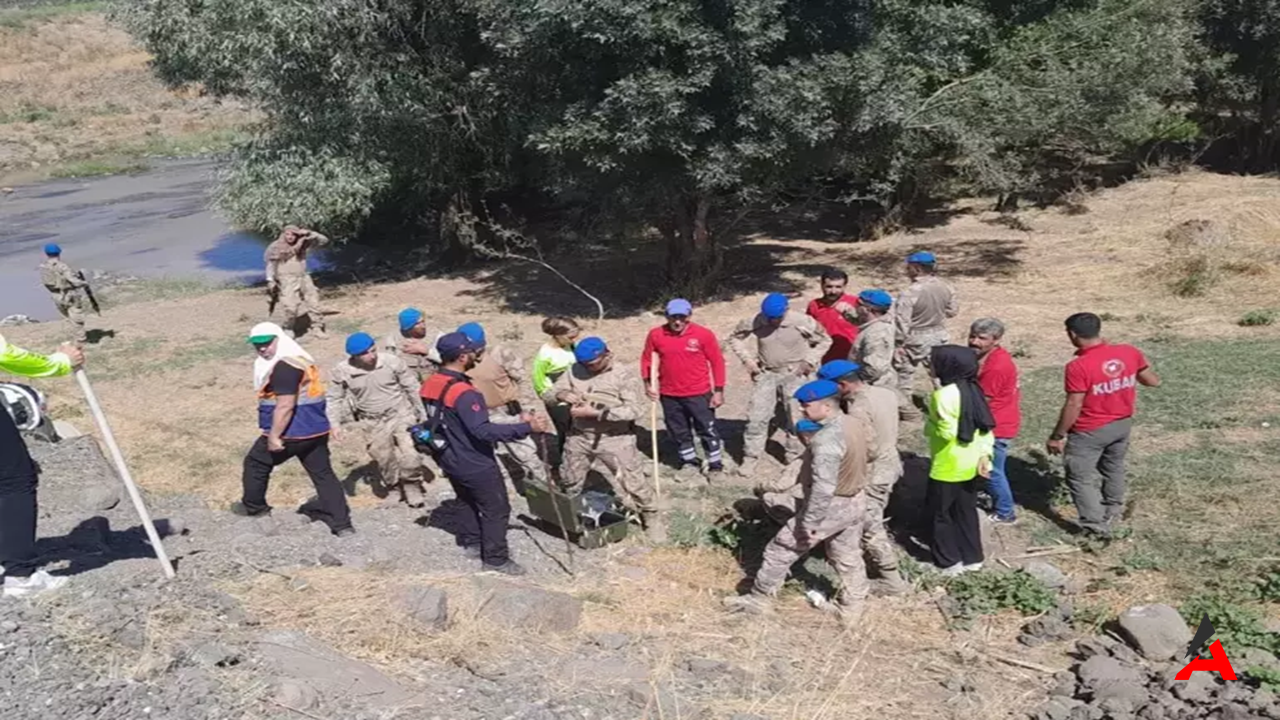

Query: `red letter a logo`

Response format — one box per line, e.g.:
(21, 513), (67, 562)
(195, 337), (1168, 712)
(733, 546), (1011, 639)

(1175, 640), (1237, 681)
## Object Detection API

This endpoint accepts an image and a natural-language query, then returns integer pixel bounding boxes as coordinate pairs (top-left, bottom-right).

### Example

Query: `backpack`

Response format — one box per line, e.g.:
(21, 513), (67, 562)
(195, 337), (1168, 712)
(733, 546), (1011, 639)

(410, 376), (466, 459)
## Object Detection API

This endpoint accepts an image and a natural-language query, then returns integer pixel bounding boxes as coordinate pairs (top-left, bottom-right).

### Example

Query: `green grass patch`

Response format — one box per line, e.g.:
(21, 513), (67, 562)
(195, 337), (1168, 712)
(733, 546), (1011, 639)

(120, 128), (248, 158)
(48, 159), (149, 179)
(1240, 309), (1277, 327)
(0, 2), (104, 29)
(946, 569), (1057, 619)
(105, 277), (231, 305)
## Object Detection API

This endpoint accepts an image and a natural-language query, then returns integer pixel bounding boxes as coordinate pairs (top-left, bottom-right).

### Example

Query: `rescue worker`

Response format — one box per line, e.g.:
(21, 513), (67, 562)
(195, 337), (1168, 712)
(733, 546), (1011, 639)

(420, 333), (550, 575)
(892, 251), (959, 420)
(327, 332), (430, 508)
(818, 359), (909, 596)
(233, 323), (354, 536)
(756, 419), (820, 524)
(806, 268), (860, 365)
(0, 334), (84, 597)
(724, 380), (874, 626)
(641, 299), (726, 481)
(727, 293), (831, 477)
(533, 316), (581, 474)
(383, 308), (444, 384)
(264, 225), (328, 338)
(546, 337), (665, 542)
(457, 322), (548, 495)
(848, 289), (898, 391)
(38, 244), (91, 344)
(969, 318), (1022, 524)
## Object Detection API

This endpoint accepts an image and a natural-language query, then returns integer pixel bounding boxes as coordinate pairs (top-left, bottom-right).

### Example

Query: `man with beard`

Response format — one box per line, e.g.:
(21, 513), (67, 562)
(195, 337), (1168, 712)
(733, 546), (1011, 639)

(806, 269), (860, 365)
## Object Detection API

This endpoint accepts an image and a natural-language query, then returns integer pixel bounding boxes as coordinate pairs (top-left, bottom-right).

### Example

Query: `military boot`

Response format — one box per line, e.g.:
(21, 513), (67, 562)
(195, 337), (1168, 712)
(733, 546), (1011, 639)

(870, 570), (911, 597)
(400, 481), (427, 509)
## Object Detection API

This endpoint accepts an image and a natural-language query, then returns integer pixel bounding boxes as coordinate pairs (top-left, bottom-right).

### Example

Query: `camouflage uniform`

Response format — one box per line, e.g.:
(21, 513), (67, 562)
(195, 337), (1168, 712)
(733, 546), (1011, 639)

(469, 343), (548, 494)
(265, 229), (327, 336)
(546, 362), (659, 528)
(848, 384), (903, 580)
(380, 327), (444, 384)
(727, 310), (830, 465)
(752, 412), (874, 608)
(892, 275), (958, 403)
(852, 315), (898, 391)
(326, 353), (431, 506)
(39, 258), (89, 342)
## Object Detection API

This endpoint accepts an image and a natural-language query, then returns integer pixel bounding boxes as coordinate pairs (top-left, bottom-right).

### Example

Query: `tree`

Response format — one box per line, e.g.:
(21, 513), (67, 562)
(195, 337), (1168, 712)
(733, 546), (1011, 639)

(1196, 0), (1280, 170)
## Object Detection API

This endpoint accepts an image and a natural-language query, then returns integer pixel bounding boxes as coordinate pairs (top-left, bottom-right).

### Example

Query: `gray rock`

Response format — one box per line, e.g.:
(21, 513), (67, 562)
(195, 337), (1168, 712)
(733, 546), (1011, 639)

(318, 552), (343, 567)
(1064, 578), (1089, 596)
(1217, 704), (1265, 720)
(1026, 615), (1074, 642)
(1021, 633), (1047, 647)
(1171, 671), (1218, 704)
(1078, 656), (1147, 706)
(1240, 647), (1280, 673)
(52, 420), (82, 439)
(1058, 600), (1076, 621)
(256, 630), (424, 709)
(187, 642), (241, 669)
(1110, 642), (1145, 666)
(1037, 697), (1084, 720)
(562, 657), (648, 683)
(0, 621), (18, 633)
(1117, 605), (1191, 661)
(730, 715), (768, 720)
(1025, 561), (1069, 589)
(288, 577), (310, 592)
(592, 632), (631, 651)
(685, 657), (729, 677)
(1098, 696), (1139, 716)
(1051, 671), (1078, 697)
(401, 586), (448, 631)
(81, 485), (120, 512)
(272, 681), (319, 711)
(1076, 637), (1114, 659)
(475, 580), (582, 633)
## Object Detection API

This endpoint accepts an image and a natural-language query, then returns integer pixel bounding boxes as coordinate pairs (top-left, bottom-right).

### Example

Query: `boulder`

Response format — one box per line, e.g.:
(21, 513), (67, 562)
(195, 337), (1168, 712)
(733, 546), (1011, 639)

(401, 586), (448, 630)
(1117, 605), (1191, 661)
(1171, 671), (1218, 704)
(256, 630), (424, 709)
(1024, 561), (1069, 589)
(1050, 671), (1078, 697)
(81, 485), (120, 512)
(1035, 697), (1084, 720)
(592, 632), (631, 650)
(475, 579), (583, 633)
(52, 420), (82, 439)
(1077, 656), (1148, 707)
(1025, 615), (1074, 642)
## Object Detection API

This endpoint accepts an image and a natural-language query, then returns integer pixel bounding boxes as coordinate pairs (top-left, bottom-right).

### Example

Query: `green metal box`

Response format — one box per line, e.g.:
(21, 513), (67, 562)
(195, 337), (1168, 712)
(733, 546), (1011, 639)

(524, 484), (630, 549)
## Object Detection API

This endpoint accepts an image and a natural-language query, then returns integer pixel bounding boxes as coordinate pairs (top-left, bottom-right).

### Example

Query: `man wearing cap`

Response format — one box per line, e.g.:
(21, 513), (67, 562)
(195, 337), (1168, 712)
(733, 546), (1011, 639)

(38, 244), (92, 344)
(327, 332), (431, 508)
(264, 225), (328, 338)
(727, 293), (831, 477)
(893, 251), (959, 419)
(725, 380), (874, 625)
(819, 359), (909, 595)
(547, 337), (665, 542)
(641, 299), (727, 481)
(807, 269), (861, 365)
(421, 333), (551, 575)
(848, 289), (898, 392)
(383, 308), (444, 384)
(457, 322), (548, 495)
(756, 418), (821, 524)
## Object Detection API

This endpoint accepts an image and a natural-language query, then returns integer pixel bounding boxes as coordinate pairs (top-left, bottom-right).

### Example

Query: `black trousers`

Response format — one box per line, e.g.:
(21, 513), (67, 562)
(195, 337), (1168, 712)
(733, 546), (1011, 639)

(447, 466), (512, 567)
(927, 477), (983, 569)
(0, 474), (39, 579)
(542, 402), (573, 470)
(660, 393), (723, 468)
(241, 435), (352, 533)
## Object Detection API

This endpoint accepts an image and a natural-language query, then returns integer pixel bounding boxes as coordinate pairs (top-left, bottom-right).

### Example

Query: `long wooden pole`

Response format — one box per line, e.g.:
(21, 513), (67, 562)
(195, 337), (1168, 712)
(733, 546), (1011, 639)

(75, 370), (176, 579)
(649, 352), (662, 498)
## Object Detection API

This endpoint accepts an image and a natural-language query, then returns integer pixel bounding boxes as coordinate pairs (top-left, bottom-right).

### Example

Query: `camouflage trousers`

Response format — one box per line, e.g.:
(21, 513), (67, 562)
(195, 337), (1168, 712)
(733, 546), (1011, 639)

(561, 432), (656, 514)
(278, 273), (324, 334)
(743, 370), (807, 464)
(753, 492), (869, 606)
(862, 460), (903, 575)
(490, 406), (548, 495)
(362, 411), (432, 501)
(893, 328), (948, 404)
(52, 291), (87, 342)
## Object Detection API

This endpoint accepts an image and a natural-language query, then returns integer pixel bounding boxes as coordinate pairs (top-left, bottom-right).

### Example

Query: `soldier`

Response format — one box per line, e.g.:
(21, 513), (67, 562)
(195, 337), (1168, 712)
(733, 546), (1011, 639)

(724, 380), (874, 626)
(818, 359), (910, 596)
(545, 337), (665, 542)
(848, 289), (897, 391)
(457, 322), (548, 495)
(892, 251), (958, 420)
(382, 308), (444, 384)
(38, 244), (91, 344)
(756, 419), (820, 524)
(264, 225), (328, 338)
(327, 332), (430, 508)
(727, 293), (830, 478)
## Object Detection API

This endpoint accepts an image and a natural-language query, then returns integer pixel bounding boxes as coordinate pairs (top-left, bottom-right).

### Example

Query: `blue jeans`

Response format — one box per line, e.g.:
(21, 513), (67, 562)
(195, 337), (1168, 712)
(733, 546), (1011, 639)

(986, 439), (1015, 519)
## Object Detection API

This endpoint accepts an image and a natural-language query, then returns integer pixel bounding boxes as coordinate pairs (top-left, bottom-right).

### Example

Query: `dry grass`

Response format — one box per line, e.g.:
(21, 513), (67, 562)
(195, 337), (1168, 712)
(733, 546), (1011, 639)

(0, 10), (253, 182)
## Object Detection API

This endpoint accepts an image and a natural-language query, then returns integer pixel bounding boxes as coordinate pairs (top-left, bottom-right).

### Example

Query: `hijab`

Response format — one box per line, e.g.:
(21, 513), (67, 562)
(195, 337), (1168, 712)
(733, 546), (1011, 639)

(250, 322), (314, 391)
(930, 344), (995, 444)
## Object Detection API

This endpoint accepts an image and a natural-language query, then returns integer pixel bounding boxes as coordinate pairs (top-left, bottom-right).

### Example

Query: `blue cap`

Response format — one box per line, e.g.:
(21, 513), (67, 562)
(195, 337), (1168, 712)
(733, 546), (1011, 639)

(345, 332), (376, 356)
(761, 293), (789, 319)
(858, 289), (893, 309)
(794, 379), (840, 403)
(907, 251), (936, 265)
(796, 419), (822, 434)
(458, 322), (486, 348)
(666, 298), (692, 317)
(819, 359), (862, 382)
(44, 243), (61, 256)
(574, 337), (608, 364)
(398, 308), (424, 333)
(436, 332), (476, 362)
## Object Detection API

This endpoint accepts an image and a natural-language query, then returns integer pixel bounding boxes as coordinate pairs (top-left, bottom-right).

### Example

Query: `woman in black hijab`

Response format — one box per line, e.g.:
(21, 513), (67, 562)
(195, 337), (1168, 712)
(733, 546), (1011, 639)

(924, 345), (997, 575)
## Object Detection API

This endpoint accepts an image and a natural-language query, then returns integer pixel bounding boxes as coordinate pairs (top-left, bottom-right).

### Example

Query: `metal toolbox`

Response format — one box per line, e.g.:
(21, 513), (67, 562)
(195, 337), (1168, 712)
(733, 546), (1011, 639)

(524, 484), (630, 549)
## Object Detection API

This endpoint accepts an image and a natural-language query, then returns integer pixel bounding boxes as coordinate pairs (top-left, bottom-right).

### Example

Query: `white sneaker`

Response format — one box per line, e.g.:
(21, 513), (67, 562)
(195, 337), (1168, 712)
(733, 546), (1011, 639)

(3, 570), (68, 598)
(962, 562), (984, 573)
(939, 563), (966, 577)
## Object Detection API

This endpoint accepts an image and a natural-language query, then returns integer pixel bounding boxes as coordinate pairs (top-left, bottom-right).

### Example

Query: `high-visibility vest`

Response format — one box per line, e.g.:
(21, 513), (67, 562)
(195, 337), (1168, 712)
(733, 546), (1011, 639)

(258, 358), (331, 439)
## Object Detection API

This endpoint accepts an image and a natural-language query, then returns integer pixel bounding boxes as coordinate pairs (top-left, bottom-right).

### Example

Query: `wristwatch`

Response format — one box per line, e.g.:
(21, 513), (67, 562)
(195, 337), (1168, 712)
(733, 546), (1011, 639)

(1049, 433), (1065, 441)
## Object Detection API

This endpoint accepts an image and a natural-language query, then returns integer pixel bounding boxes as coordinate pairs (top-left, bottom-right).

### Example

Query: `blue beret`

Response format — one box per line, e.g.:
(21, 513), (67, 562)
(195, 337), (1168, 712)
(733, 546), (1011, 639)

(44, 243), (62, 256)
(858, 289), (893, 309)
(796, 419), (822, 434)
(436, 332), (476, 361)
(818, 359), (862, 382)
(666, 298), (693, 316)
(458, 322), (486, 348)
(345, 332), (376, 356)
(761, 293), (789, 319)
(574, 337), (608, 364)
(398, 308), (424, 333)
(794, 379), (839, 403)
(907, 251), (936, 265)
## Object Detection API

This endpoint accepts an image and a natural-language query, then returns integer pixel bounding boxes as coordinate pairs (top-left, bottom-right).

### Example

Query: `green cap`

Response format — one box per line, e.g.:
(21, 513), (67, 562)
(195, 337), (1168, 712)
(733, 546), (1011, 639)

(248, 335), (276, 345)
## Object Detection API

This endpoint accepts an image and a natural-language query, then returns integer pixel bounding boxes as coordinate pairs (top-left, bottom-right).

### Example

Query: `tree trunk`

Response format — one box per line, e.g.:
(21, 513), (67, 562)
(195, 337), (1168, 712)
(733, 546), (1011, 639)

(664, 194), (720, 294)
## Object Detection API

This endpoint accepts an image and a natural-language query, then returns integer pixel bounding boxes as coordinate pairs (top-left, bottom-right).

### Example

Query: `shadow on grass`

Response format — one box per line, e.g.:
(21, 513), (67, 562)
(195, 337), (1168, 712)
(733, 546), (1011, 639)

(40, 515), (184, 577)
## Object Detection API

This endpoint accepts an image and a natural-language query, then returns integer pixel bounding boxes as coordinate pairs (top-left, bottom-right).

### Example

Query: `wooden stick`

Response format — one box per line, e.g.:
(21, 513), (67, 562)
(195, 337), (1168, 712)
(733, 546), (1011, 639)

(1012, 547), (1082, 560)
(649, 352), (661, 498)
(75, 370), (176, 579)
(985, 651), (1058, 675)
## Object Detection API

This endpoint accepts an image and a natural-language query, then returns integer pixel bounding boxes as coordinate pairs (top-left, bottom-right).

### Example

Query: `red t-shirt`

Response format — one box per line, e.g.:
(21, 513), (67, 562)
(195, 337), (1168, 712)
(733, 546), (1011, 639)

(977, 346), (1021, 439)
(640, 323), (726, 398)
(807, 294), (860, 364)
(1064, 342), (1149, 433)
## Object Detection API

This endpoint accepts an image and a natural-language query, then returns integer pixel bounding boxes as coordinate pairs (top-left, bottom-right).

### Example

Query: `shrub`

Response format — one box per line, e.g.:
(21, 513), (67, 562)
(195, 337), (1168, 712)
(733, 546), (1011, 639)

(1239, 309), (1276, 327)
(947, 569), (1057, 618)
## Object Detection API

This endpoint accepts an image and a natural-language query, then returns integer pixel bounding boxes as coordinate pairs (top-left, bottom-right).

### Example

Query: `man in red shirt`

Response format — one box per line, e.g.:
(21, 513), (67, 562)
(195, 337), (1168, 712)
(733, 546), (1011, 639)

(1047, 313), (1160, 539)
(642, 299), (727, 480)
(807, 269), (860, 365)
(969, 318), (1021, 524)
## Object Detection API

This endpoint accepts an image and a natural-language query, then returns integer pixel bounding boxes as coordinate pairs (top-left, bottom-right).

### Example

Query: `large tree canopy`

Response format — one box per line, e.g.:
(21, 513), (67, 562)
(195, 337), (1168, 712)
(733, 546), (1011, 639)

(120, 0), (1199, 284)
